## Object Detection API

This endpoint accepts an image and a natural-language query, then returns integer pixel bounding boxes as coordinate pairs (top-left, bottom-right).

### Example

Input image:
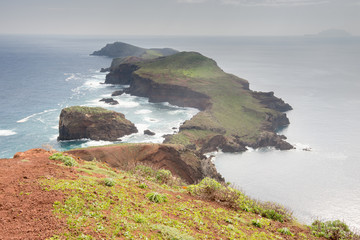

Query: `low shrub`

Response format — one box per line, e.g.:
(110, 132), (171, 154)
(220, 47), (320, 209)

(156, 169), (172, 183)
(251, 219), (263, 228)
(133, 214), (147, 223)
(49, 152), (78, 167)
(134, 165), (155, 177)
(103, 178), (115, 187)
(146, 192), (168, 203)
(261, 209), (284, 223)
(311, 220), (359, 240)
(138, 183), (148, 189)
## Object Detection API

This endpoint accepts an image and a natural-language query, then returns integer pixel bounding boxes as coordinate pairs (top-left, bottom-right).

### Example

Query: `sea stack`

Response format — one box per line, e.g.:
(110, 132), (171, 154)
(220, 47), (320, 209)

(58, 106), (138, 141)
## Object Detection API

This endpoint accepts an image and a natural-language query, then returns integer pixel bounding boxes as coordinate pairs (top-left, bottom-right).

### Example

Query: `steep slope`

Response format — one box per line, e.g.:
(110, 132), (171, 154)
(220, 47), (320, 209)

(0, 148), (336, 239)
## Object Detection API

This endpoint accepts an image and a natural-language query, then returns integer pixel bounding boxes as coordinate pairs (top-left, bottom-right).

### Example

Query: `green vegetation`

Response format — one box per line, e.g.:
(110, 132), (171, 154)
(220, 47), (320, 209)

(277, 227), (294, 236)
(49, 152), (78, 167)
(40, 152), (357, 239)
(103, 178), (116, 187)
(64, 106), (113, 115)
(132, 52), (284, 148)
(311, 220), (359, 239)
(187, 177), (292, 223)
(146, 192), (168, 203)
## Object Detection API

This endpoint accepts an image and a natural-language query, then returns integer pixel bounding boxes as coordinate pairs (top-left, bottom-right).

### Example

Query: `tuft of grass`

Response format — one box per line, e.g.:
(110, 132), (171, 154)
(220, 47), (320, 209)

(103, 178), (116, 187)
(133, 214), (147, 223)
(251, 219), (263, 228)
(138, 183), (148, 189)
(311, 219), (359, 240)
(152, 224), (195, 240)
(146, 192), (168, 203)
(277, 227), (294, 236)
(49, 152), (77, 167)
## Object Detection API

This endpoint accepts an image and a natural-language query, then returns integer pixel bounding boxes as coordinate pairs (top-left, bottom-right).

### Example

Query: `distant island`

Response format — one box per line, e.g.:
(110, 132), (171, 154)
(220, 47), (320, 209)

(91, 42), (293, 153)
(305, 29), (352, 37)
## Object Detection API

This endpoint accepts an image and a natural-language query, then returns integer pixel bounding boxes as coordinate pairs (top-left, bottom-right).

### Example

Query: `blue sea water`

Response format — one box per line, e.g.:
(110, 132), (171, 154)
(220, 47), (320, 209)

(0, 35), (359, 230)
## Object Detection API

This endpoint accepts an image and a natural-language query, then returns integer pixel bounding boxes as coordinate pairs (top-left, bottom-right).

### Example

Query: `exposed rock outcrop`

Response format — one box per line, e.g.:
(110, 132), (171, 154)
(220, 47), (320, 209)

(58, 106), (137, 141)
(250, 131), (293, 150)
(252, 91), (292, 112)
(99, 98), (119, 105)
(66, 144), (223, 184)
(144, 130), (156, 136)
(127, 75), (211, 111)
(111, 90), (125, 96)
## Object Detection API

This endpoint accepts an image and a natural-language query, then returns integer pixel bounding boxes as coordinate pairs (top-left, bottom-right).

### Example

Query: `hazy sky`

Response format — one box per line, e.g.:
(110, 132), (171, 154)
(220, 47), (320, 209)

(0, 0), (359, 36)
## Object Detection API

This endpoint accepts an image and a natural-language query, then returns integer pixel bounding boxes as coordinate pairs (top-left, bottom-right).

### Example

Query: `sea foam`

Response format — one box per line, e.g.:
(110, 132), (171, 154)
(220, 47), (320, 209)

(0, 130), (17, 136)
(17, 109), (57, 123)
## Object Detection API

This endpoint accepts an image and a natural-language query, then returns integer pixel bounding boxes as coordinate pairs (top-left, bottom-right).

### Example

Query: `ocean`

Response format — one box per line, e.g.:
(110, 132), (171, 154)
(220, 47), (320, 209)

(0, 35), (359, 230)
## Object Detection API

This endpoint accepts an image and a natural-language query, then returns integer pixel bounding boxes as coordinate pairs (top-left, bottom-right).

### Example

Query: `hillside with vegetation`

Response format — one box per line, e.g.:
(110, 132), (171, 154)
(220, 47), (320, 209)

(2, 148), (358, 239)
(105, 50), (293, 152)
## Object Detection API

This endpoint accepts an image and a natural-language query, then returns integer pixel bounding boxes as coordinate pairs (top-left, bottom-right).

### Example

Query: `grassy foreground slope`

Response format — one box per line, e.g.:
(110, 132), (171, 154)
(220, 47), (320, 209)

(2, 148), (358, 239)
(43, 151), (327, 239)
(134, 52), (286, 148)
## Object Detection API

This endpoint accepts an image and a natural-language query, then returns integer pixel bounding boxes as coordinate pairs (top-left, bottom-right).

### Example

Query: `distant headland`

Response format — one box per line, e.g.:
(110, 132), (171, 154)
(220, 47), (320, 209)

(305, 29), (353, 37)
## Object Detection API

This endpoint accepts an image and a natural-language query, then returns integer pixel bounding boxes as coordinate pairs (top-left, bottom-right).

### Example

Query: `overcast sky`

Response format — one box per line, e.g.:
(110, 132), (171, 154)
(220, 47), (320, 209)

(0, 0), (359, 36)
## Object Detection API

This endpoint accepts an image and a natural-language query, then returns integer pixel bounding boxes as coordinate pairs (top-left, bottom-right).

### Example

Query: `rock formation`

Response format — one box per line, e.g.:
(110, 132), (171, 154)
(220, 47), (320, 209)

(99, 98), (119, 105)
(58, 106), (137, 141)
(144, 130), (156, 136)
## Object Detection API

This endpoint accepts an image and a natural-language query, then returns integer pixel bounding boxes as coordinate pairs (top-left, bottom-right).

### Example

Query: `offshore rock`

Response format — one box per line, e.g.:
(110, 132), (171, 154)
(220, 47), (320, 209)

(58, 106), (137, 141)
(99, 98), (119, 105)
(144, 129), (156, 136)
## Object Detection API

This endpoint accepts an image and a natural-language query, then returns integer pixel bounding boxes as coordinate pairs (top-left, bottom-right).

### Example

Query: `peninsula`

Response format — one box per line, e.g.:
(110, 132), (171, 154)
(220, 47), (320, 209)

(99, 42), (293, 153)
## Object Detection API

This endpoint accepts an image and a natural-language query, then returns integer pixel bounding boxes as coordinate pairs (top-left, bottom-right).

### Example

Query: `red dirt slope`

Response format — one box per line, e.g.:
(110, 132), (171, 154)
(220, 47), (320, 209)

(0, 149), (75, 240)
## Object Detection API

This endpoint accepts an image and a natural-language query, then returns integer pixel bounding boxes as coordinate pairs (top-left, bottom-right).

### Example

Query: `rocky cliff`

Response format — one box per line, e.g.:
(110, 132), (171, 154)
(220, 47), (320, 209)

(66, 144), (223, 184)
(58, 106), (137, 141)
(102, 51), (293, 152)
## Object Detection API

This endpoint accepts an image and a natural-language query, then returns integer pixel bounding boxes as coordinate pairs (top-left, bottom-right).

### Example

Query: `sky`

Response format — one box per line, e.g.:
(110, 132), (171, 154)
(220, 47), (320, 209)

(0, 0), (359, 36)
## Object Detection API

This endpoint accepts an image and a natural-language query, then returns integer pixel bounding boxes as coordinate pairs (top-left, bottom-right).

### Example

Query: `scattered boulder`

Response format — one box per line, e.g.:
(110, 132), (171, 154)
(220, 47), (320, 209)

(111, 90), (125, 96)
(99, 98), (119, 105)
(58, 106), (138, 141)
(144, 130), (156, 136)
(251, 131), (294, 150)
(100, 67), (110, 72)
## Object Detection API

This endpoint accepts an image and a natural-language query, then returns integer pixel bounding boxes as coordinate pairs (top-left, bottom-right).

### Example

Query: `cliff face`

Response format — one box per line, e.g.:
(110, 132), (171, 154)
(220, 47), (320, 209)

(58, 106), (137, 141)
(66, 144), (223, 184)
(128, 75), (212, 111)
